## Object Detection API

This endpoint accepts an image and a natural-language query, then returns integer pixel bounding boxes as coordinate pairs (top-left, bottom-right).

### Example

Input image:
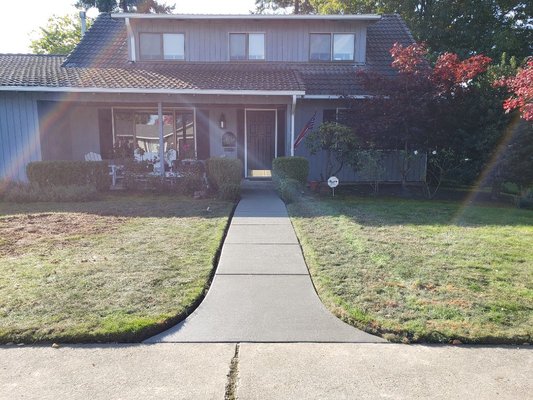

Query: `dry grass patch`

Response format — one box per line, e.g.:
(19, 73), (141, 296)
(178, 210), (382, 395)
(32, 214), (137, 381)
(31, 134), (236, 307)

(0, 194), (233, 343)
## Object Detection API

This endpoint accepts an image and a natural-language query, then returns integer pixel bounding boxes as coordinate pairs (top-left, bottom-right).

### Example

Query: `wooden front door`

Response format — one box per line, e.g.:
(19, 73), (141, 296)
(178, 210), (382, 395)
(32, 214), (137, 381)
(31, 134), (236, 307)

(246, 110), (276, 175)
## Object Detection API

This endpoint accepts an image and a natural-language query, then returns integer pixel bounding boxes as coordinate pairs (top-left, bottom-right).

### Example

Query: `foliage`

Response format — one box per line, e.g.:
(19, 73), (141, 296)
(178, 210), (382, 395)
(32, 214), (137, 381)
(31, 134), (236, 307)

(517, 189), (533, 210)
(353, 150), (386, 194)
(255, 0), (315, 14)
(347, 43), (493, 190)
(306, 122), (357, 181)
(495, 58), (533, 121)
(490, 120), (533, 198)
(275, 0), (532, 61)
(26, 161), (110, 191)
(76, 0), (175, 13)
(218, 184), (241, 201)
(3, 183), (99, 203)
(277, 178), (304, 203)
(206, 158), (243, 192)
(30, 14), (92, 55)
(272, 157), (309, 184)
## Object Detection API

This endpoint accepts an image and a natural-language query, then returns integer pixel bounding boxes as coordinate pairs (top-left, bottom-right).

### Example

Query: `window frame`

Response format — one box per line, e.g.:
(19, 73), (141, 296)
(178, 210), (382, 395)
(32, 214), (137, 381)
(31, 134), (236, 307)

(309, 32), (356, 62)
(111, 107), (197, 160)
(229, 32), (266, 61)
(138, 32), (186, 61)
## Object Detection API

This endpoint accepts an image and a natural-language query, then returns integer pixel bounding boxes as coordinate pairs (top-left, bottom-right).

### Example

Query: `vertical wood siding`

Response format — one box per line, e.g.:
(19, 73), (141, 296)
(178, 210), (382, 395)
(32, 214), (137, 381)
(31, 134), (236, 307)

(0, 93), (41, 181)
(133, 19), (370, 63)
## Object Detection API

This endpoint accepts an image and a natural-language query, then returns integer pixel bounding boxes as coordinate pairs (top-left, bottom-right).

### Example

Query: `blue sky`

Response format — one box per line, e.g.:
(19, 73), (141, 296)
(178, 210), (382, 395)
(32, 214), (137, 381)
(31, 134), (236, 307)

(0, 0), (257, 53)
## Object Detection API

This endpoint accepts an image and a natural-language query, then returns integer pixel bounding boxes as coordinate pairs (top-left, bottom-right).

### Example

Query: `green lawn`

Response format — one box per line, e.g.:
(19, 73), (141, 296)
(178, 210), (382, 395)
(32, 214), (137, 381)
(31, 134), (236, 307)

(0, 194), (233, 343)
(288, 196), (533, 344)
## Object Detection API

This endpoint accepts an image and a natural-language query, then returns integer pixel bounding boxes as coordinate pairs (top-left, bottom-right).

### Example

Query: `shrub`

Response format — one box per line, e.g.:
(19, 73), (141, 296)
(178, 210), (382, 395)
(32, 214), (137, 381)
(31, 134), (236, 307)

(0, 180), (15, 201)
(26, 161), (111, 191)
(517, 188), (533, 209)
(206, 158), (243, 192)
(218, 184), (241, 201)
(272, 157), (309, 184)
(278, 178), (304, 204)
(4, 182), (99, 203)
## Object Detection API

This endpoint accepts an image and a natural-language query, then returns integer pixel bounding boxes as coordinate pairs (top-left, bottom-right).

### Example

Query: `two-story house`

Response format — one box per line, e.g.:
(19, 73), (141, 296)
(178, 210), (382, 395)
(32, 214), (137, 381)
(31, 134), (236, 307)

(0, 13), (426, 182)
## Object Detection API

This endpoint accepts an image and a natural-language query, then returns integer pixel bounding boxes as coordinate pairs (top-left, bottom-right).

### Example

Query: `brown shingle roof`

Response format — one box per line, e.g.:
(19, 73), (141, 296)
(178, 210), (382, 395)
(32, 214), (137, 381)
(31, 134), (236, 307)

(0, 14), (414, 95)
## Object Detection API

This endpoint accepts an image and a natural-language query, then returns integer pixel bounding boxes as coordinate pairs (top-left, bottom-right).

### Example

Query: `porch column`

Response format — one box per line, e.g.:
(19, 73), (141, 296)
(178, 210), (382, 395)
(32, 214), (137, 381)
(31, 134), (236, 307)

(158, 102), (165, 177)
(290, 95), (296, 156)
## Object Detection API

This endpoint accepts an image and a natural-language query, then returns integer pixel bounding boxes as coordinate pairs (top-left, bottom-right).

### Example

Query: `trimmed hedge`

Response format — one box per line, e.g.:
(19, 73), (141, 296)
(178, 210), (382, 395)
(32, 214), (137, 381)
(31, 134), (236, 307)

(278, 178), (304, 204)
(206, 158), (243, 192)
(219, 184), (241, 201)
(26, 161), (111, 191)
(4, 183), (99, 203)
(272, 157), (309, 184)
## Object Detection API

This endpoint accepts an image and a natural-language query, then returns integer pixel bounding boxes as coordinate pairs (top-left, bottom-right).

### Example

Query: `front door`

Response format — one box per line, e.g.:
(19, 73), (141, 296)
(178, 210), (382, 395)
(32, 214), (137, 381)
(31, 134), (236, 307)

(246, 110), (276, 177)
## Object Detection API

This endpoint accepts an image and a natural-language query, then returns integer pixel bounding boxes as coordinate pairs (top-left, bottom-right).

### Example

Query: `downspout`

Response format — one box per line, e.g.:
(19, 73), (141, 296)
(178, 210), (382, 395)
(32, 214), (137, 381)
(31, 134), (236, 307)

(79, 11), (87, 37)
(290, 95), (296, 156)
(158, 102), (165, 177)
(125, 17), (136, 62)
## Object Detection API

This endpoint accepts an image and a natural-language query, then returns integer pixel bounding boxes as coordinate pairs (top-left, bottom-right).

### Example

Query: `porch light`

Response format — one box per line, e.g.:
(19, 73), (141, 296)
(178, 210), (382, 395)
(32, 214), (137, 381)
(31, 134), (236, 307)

(219, 113), (226, 129)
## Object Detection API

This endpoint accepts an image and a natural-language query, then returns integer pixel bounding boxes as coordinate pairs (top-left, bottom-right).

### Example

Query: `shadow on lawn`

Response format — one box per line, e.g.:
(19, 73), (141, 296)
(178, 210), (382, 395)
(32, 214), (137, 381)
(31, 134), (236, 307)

(288, 192), (533, 228)
(0, 192), (232, 219)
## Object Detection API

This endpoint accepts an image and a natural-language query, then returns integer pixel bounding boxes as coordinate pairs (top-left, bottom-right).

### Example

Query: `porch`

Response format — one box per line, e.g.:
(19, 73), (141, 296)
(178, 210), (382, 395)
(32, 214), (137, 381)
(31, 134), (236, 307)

(35, 94), (294, 180)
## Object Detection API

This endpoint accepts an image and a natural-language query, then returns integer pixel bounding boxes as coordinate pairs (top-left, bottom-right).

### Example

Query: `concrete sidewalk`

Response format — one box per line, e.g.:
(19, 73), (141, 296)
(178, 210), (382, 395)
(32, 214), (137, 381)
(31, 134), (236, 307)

(147, 182), (381, 343)
(1, 343), (531, 400)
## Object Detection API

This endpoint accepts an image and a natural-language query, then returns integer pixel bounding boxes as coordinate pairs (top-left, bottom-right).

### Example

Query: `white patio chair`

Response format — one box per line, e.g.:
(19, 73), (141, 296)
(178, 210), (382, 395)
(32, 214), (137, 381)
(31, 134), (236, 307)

(84, 152), (102, 161)
(166, 149), (177, 165)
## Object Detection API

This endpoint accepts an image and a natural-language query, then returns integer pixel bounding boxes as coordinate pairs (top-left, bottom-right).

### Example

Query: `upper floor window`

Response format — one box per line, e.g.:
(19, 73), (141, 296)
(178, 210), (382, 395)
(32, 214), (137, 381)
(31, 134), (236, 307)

(139, 33), (185, 61)
(230, 33), (265, 61)
(310, 33), (355, 61)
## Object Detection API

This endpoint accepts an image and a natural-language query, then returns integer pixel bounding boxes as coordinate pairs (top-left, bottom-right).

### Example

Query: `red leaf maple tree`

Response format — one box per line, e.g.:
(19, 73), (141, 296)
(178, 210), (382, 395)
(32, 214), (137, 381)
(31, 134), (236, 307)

(495, 59), (533, 121)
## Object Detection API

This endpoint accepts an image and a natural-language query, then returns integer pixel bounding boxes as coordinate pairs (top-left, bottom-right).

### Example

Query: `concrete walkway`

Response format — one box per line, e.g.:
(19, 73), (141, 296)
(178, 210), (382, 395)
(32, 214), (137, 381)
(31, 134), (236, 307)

(147, 182), (382, 343)
(1, 343), (531, 400)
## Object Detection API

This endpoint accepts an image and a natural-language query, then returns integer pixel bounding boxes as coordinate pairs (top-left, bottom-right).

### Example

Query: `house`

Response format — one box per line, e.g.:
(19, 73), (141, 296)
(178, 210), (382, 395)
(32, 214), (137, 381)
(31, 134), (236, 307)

(0, 13), (426, 182)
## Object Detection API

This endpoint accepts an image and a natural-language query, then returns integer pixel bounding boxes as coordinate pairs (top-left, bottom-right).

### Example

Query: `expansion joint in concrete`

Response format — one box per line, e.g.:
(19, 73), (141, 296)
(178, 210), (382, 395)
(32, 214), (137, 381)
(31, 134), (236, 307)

(224, 343), (240, 400)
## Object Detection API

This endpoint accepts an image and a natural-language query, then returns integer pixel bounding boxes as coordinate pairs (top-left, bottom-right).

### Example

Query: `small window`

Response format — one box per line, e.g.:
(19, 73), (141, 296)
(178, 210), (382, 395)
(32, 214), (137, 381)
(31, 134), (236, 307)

(333, 34), (354, 61)
(163, 33), (185, 60)
(230, 33), (265, 61)
(310, 33), (355, 61)
(139, 33), (185, 61)
(140, 33), (162, 60)
(248, 33), (265, 60)
(230, 33), (246, 60)
(310, 34), (331, 61)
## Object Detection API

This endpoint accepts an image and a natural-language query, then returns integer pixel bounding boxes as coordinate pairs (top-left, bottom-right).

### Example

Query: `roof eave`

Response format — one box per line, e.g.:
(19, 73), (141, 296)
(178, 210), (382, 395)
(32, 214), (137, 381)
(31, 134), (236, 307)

(111, 13), (382, 21)
(0, 86), (305, 96)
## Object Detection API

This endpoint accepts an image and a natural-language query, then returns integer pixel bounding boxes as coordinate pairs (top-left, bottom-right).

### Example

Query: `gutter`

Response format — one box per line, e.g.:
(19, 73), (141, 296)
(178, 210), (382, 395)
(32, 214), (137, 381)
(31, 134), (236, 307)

(111, 13), (382, 21)
(300, 95), (373, 99)
(0, 87), (305, 96)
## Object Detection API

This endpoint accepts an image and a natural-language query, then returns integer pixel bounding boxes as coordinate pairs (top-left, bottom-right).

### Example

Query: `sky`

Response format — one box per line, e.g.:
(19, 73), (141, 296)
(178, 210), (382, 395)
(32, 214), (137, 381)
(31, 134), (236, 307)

(0, 0), (257, 53)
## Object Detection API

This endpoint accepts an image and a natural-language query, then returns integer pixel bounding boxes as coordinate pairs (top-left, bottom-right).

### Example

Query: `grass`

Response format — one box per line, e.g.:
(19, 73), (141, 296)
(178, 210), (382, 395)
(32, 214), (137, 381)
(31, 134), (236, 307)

(0, 194), (233, 343)
(288, 195), (533, 344)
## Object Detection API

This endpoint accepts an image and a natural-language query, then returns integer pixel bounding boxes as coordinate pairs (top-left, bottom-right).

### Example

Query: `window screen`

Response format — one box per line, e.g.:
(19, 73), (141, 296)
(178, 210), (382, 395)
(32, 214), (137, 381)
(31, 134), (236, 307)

(230, 33), (246, 60)
(333, 34), (355, 61)
(163, 34), (185, 60)
(248, 33), (265, 60)
(310, 34), (331, 61)
(139, 33), (162, 60)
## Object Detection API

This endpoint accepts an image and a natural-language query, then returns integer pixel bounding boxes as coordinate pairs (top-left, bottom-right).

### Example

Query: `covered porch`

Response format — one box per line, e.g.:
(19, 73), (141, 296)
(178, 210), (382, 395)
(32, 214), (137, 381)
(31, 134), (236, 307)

(34, 92), (300, 179)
